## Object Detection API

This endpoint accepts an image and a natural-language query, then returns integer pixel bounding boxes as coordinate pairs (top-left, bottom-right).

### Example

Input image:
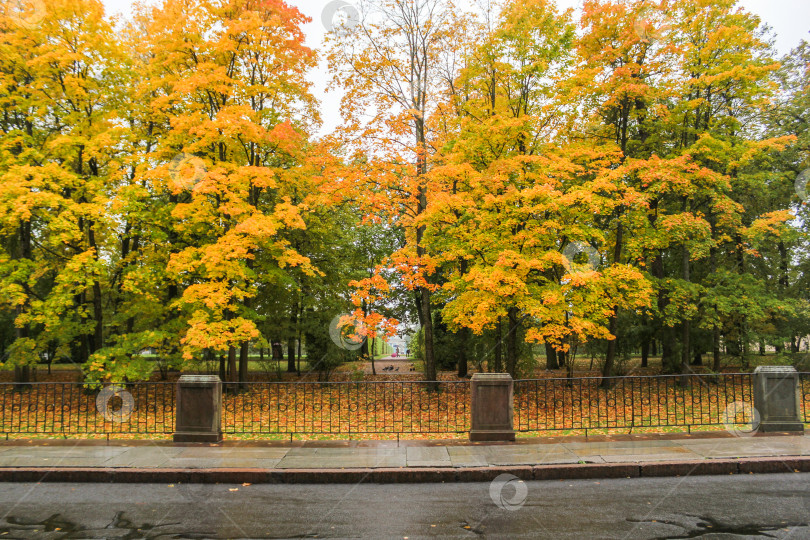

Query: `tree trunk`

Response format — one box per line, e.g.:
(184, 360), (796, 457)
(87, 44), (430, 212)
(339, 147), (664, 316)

(88, 222), (103, 355)
(640, 337), (649, 368)
(271, 341), (283, 372)
(735, 235), (748, 369)
(741, 331), (749, 370)
(661, 326), (677, 373)
(506, 307), (519, 378)
(13, 366), (31, 385)
(412, 77), (436, 384)
(419, 287), (437, 382)
(601, 315), (620, 385)
(778, 242), (789, 347)
(238, 341), (249, 388)
(457, 327), (469, 378)
(297, 302), (304, 374)
(362, 334), (371, 361)
(601, 221), (623, 386)
(287, 305), (297, 372)
(652, 251), (677, 373)
(544, 342), (559, 370)
(13, 220), (32, 384)
(493, 318), (503, 372)
(710, 227), (721, 372)
(566, 345), (575, 379)
(287, 337), (296, 373)
(456, 259), (470, 378)
(679, 244), (691, 385)
(227, 346), (237, 388)
(712, 327), (721, 371)
(370, 337), (376, 375)
(80, 296), (91, 365)
(296, 335), (302, 375)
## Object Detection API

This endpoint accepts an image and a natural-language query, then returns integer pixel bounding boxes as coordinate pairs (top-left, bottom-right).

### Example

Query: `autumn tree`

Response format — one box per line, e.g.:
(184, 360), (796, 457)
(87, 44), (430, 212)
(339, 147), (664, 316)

(763, 39), (810, 356)
(0, 0), (126, 382)
(130, 0), (319, 385)
(569, 0), (794, 380)
(421, 0), (652, 378)
(328, 0), (456, 382)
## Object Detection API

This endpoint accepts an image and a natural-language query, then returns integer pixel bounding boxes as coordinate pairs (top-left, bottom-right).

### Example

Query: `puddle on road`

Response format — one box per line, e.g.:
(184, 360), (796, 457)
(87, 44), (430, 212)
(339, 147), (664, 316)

(0, 511), (212, 539)
(5, 509), (806, 538)
(0, 512), (324, 539)
(627, 514), (809, 538)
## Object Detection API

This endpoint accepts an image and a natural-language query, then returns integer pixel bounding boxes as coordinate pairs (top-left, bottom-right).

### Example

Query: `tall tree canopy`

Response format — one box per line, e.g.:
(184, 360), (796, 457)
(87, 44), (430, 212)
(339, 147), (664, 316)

(0, 0), (806, 383)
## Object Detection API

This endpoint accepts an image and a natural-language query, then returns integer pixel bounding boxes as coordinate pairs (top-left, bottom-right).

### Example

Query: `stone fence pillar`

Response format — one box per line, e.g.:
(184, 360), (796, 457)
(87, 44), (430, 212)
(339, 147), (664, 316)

(753, 366), (804, 433)
(174, 375), (223, 443)
(469, 373), (515, 442)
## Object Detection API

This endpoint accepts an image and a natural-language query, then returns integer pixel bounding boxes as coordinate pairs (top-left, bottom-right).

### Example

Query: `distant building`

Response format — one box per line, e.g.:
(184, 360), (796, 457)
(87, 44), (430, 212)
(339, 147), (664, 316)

(387, 335), (407, 355)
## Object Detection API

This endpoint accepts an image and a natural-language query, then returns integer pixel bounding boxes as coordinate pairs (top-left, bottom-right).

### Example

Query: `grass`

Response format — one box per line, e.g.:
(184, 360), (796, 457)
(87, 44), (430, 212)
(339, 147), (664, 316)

(3, 359), (317, 374)
(4, 349), (806, 378)
(534, 351), (810, 378)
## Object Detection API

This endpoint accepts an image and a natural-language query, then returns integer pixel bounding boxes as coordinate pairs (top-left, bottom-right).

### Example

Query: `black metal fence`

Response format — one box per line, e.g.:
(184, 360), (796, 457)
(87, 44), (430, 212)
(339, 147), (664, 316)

(0, 382), (174, 436)
(221, 381), (470, 436)
(513, 373), (756, 433)
(1, 373), (807, 438)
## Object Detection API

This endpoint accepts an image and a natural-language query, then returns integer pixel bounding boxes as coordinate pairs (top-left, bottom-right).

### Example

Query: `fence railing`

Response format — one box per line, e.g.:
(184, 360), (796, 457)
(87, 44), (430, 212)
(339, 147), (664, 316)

(0, 382), (175, 436)
(221, 381), (469, 436)
(514, 373), (755, 433)
(0, 372), (807, 438)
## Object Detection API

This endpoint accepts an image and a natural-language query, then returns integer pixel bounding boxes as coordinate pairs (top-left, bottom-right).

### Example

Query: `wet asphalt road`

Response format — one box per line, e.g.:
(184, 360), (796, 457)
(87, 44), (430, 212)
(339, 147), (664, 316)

(0, 474), (808, 539)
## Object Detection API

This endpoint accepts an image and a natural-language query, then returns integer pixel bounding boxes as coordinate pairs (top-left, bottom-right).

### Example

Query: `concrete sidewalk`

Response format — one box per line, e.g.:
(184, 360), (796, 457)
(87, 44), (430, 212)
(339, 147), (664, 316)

(0, 432), (808, 483)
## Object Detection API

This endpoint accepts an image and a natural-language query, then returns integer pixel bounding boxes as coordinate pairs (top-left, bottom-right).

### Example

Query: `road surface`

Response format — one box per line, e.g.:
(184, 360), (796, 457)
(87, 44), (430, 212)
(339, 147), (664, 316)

(0, 474), (807, 538)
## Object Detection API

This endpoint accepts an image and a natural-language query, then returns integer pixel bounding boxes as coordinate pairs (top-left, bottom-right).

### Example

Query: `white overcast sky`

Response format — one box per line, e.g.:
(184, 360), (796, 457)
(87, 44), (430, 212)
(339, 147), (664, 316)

(101, 0), (810, 136)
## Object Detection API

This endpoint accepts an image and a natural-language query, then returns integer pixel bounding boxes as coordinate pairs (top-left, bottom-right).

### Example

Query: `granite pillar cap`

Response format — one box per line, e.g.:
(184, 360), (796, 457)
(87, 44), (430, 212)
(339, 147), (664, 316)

(471, 373), (513, 381)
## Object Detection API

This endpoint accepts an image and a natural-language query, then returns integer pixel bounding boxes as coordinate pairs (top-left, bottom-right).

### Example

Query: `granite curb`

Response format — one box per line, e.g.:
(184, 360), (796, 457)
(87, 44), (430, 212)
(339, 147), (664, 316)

(1, 456), (808, 483)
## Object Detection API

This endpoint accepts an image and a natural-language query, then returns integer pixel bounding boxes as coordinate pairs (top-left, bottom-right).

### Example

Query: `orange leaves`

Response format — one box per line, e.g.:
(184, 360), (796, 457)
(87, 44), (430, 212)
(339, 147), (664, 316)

(347, 271), (400, 341)
(273, 198), (307, 230)
(742, 210), (793, 251)
(348, 308), (399, 343)
(388, 250), (439, 293)
(182, 315), (261, 358)
(276, 247), (313, 272)
(268, 121), (302, 152)
(339, 278), (399, 340)
(659, 213), (712, 255)
(234, 213), (281, 239)
(350, 273), (392, 304)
